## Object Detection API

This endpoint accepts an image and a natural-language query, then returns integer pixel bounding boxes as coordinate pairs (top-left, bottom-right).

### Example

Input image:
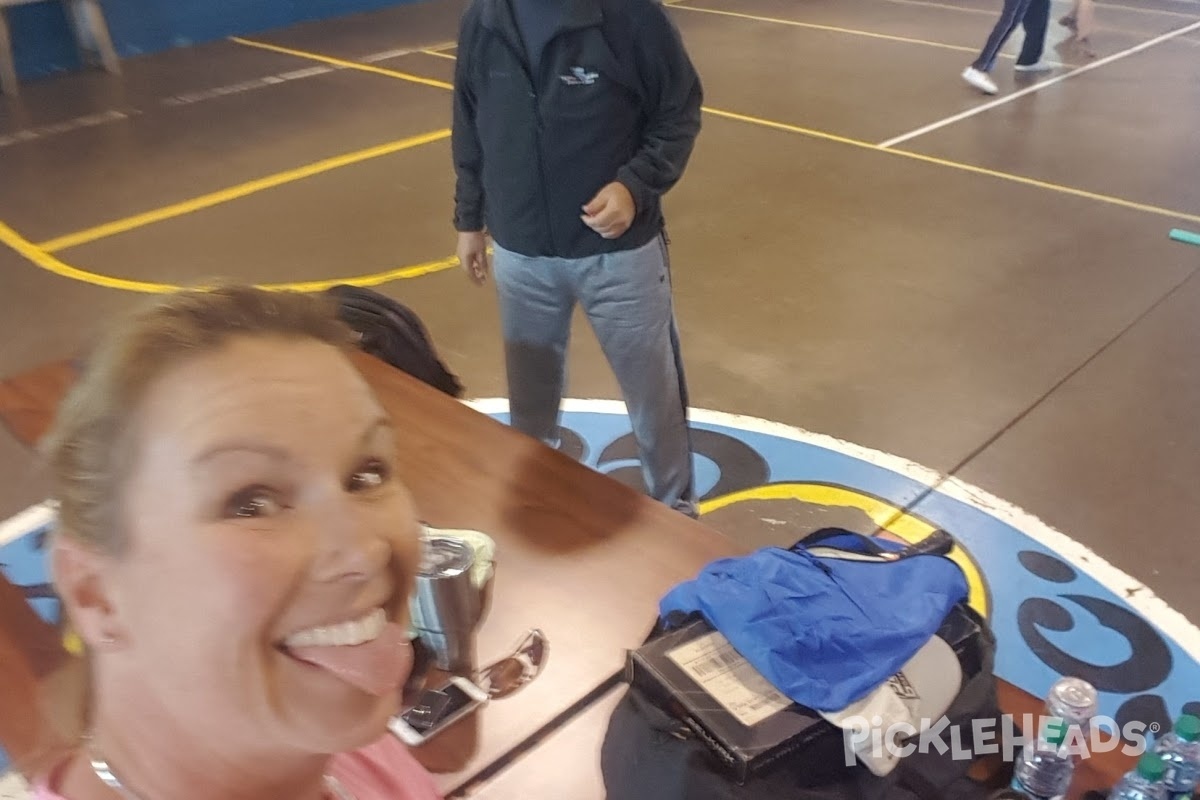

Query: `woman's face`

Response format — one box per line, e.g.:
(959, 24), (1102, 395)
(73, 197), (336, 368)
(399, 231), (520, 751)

(104, 335), (420, 755)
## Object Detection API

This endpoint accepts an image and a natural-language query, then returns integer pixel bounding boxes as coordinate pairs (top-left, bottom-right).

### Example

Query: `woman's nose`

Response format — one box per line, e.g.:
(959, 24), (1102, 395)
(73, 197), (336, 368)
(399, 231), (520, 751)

(311, 499), (392, 582)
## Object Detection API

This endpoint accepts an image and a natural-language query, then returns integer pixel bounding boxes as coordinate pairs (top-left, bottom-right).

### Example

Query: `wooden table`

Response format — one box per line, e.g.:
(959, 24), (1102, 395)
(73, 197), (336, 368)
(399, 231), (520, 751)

(458, 685), (627, 799)
(0, 353), (1135, 798)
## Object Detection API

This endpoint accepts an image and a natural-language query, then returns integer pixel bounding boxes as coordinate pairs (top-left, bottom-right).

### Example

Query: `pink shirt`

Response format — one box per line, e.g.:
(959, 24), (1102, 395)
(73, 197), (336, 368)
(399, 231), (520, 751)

(34, 734), (443, 800)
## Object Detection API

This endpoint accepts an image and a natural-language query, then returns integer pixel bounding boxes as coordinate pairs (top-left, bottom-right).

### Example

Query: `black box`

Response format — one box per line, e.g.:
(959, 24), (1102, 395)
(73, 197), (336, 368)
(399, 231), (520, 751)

(623, 604), (987, 784)
(624, 617), (829, 783)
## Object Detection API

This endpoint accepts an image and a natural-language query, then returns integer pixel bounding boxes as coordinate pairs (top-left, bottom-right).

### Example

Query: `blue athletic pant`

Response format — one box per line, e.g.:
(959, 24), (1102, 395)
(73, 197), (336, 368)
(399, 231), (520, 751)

(972, 0), (1049, 72)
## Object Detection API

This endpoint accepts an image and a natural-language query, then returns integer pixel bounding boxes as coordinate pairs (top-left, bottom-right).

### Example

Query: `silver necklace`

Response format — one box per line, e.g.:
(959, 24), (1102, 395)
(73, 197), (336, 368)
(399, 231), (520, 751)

(88, 752), (356, 800)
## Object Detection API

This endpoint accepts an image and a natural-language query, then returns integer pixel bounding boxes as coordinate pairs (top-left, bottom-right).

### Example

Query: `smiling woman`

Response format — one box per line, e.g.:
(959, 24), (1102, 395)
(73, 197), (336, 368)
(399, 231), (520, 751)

(28, 285), (442, 800)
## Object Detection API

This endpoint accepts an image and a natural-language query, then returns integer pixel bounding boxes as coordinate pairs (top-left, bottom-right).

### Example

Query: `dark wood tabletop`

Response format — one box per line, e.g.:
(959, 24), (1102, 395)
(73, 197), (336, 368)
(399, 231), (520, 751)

(0, 353), (1134, 798)
(460, 684), (627, 799)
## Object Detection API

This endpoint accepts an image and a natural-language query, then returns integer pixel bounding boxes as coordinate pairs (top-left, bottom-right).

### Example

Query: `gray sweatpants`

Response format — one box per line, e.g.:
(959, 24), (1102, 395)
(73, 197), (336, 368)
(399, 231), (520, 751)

(492, 234), (697, 517)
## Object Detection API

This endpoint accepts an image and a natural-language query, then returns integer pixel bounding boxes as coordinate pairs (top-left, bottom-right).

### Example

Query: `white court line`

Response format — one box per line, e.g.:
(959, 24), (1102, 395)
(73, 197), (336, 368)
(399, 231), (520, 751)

(1095, 1), (1200, 18)
(878, 17), (1200, 148)
(158, 42), (455, 107)
(892, 0), (1200, 18)
(0, 500), (55, 547)
(419, 49), (459, 61)
(671, 2), (1072, 63)
(887, 0), (1199, 23)
(885, 0), (993, 16)
(0, 42), (452, 148)
(0, 109), (135, 150)
(360, 42), (456, 63)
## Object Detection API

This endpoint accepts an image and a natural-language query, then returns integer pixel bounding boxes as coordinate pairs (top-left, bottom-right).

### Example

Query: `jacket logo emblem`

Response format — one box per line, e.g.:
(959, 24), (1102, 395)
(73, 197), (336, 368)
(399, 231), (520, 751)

(559, 66), (599, 86)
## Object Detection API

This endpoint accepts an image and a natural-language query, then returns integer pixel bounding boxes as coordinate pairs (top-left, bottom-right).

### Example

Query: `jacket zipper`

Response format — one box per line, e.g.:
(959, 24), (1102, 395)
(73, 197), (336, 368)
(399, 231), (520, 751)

(496, 34), (557, 255)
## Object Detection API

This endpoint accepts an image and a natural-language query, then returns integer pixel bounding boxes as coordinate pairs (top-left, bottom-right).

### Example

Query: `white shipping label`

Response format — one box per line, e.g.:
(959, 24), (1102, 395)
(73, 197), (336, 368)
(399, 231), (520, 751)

(667, 631), (793, 727)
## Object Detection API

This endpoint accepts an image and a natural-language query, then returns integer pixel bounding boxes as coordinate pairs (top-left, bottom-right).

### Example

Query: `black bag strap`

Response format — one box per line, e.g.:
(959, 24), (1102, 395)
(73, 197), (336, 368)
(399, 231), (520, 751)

(793, 527), (956, 561)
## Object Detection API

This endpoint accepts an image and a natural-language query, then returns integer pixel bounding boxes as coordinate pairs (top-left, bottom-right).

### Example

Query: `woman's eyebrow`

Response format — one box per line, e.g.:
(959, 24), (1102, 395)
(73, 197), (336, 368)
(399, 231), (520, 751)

(192, 442), (290, 465)
(360, 416), (394, 444)
(192, 417), (391, 465)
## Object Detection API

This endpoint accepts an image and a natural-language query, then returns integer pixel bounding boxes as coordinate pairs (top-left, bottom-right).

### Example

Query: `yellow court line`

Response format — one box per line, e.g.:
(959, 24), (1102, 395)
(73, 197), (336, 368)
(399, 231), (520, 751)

(276, 256), (460, 292)
(18, 30), (1188, 272)
(39, 129), (451, 252)
(218, 41), (1200, 229)
(702, 106), (1200, 227)
(230, 36), (454, 90)
(4, 219), (460, 293)
(702, 106), (867, 149)
(420, 49), (459, 61)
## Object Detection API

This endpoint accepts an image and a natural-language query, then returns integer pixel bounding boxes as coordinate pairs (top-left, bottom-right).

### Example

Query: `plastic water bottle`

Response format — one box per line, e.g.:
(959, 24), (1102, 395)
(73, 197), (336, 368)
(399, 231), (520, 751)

(1044, 676), (1099, 735)
(1012, 717), (1075, 799)
(1010, 678), (1099, 800)
(1153, 714), (1200, 797)
(1110, 752), (1170, 800)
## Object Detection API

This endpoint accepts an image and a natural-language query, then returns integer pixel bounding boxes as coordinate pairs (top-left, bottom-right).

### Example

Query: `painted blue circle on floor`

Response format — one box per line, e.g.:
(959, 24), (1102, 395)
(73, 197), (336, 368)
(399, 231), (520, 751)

(474, 400), (1200, 739)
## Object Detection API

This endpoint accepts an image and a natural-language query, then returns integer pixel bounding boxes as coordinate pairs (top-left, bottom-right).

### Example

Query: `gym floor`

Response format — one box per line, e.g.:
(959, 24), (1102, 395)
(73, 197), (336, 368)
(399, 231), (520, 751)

(1, 0), (1199, 629)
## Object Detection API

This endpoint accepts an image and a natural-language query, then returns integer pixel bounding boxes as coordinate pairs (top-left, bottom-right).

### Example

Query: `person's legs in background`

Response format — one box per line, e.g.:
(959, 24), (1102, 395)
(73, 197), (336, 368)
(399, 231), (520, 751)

(1015, 0), (1053, 71)
(1074, 0), (1096, 41)
(963, 0), (1035, 94)
(576, 235), (697, 517)
(1061, 0), (1096, 55)
(492, 243), (575, 448)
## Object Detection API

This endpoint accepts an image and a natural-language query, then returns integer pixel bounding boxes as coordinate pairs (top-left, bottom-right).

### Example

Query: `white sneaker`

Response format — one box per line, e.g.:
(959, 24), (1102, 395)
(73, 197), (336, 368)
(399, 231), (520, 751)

(961, 67), (998, 95)
(1014, 61), (1054, 72)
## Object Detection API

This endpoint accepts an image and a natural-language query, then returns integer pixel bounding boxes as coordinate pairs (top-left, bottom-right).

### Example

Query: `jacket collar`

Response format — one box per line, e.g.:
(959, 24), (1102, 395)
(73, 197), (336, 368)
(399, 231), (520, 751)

(480, 0), (603, 44)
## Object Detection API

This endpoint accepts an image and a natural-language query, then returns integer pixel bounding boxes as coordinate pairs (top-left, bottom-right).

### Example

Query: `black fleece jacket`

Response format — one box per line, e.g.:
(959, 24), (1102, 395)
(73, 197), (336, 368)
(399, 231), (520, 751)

(451, 0), (703, 258)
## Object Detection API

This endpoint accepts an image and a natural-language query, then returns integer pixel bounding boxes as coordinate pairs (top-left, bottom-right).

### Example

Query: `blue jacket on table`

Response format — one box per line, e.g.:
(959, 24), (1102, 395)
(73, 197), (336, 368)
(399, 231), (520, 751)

(451, 0), (704, 259)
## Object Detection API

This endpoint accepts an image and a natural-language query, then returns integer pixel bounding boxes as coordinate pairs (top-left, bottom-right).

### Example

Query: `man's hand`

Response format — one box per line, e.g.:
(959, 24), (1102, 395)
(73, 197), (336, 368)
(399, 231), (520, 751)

(457, 231), (490, 285)
(581, 182), (636, 240)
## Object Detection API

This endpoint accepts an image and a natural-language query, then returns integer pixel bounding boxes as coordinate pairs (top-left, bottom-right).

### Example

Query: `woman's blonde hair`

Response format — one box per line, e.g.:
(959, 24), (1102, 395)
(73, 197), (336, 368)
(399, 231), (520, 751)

(17, 285), (355, 779)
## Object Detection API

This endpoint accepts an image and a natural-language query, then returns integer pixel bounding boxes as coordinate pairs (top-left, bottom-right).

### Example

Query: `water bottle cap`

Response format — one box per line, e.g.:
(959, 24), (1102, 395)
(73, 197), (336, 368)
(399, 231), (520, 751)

(1174, 714), (1200, 742)
(1136, 752), (1167, 781)
(1049, 677), (1098, 719)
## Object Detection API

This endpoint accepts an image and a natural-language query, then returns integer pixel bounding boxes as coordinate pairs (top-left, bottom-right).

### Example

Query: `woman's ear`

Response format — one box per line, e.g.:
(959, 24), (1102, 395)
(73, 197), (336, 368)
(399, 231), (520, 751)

(50, 534), (126, 651)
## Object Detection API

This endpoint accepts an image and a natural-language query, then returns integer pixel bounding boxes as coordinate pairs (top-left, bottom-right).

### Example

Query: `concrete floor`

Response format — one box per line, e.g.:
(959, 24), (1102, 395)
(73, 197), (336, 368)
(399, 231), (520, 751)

(1, 0), (1199, 627)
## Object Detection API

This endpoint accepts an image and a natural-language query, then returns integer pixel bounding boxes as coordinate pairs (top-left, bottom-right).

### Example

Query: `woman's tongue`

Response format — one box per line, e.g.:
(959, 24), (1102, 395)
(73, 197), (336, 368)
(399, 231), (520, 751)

(286, 623), (412, 696)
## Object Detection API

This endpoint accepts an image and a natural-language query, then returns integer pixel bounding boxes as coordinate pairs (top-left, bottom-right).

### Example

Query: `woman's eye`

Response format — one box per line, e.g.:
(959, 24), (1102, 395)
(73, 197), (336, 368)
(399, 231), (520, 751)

(224, 487), (284, 519)
(348, 459), (390, 492)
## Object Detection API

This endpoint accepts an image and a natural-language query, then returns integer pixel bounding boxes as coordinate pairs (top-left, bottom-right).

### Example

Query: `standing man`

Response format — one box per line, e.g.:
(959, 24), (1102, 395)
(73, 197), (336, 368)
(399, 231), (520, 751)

(451, 0), (703, 516)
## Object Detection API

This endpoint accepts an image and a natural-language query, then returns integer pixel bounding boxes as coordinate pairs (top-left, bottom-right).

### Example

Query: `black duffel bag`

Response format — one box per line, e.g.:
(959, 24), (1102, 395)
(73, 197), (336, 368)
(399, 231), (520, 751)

(324, 284), (463, 398)
(600, 533), (1002, 800)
